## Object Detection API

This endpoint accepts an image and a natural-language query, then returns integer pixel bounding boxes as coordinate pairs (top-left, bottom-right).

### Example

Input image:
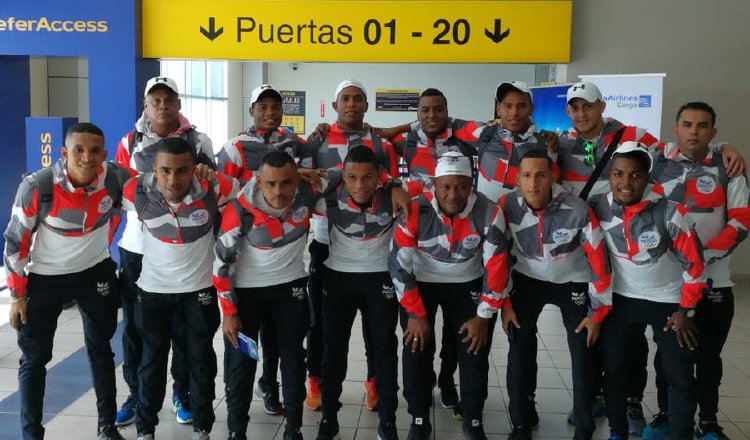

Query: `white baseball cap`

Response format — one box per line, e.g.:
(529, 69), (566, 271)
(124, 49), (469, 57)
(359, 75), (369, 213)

(613, 141), (653, 171)
(495, 81), (532, 103)
(144, 76), (179, 97)
(435, 152), (473, 178)
(566, 82), (603, 104)
(334, 79), (367, 101)
(250, 84), (282, 105)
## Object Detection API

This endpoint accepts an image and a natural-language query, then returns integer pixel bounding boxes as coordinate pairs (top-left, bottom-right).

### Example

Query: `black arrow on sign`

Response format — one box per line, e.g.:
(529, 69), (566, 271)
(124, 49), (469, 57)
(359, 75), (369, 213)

(200, 17), (224, 41)
(485, 19), (510, 43)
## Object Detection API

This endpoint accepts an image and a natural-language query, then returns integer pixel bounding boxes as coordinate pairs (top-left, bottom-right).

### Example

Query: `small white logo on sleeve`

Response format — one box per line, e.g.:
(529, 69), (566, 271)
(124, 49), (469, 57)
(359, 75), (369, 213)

(463, 234), (481, 249)
(377, 212), (392, 226)
(638, 230), (661, 250)
(696, 176), (716, 194)
(470, 290), (481, 305)
(189, 209), (210, 226)
(292, 206), (309, 223)
(98, 196), (114, 214)
(553, 228), (574, 244)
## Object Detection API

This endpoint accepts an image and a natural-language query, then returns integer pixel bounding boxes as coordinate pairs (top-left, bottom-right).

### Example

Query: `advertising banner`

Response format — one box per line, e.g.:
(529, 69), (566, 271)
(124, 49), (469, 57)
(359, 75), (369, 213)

(579, 73), (666, 138)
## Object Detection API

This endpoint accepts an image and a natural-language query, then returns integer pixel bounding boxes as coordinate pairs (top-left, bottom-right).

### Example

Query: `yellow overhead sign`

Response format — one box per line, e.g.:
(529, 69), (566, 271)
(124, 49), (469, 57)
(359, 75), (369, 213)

(142, 1), (571, 63)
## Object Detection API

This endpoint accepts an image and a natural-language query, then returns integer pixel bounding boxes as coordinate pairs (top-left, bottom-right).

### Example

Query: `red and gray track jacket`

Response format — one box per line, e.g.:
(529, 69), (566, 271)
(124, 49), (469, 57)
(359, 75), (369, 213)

(390, 118), (483, 182)
(302, 122), (400, 244)
(121, 172), (238, 294)
(651, 144), (750, 288)
(589, 189), (707, 307)
(3, 159), (134, 298)
(404, 119), (555, 202)
(558, 118), (663, 199)
(216, 126), (311, 183)
(213, 178), (321, 315)
(499, 184), (612, 322)
(115, 112), (215, 254)
(389, 189), (511, 319)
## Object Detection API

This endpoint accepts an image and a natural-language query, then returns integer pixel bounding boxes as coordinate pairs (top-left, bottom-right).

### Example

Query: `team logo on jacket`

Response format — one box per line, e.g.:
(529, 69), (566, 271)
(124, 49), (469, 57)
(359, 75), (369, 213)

(463, 234), (481, 249)
(638, 231), (661, 250)
(382, 284), (395, 299)
(377, 212), (392, 226)
(553, 229), (574, 244)
(697, 176), (716, 194)
(571, 291), (586, 306)
(98, 196), (114, 214)
(470, 290), (481, 305)
(292, 286), (307, 300)
(197, 291), (213, 305)
(97, 281), (110, 296)
(292, 206), (309, 223)
(189, 209), (210, 226)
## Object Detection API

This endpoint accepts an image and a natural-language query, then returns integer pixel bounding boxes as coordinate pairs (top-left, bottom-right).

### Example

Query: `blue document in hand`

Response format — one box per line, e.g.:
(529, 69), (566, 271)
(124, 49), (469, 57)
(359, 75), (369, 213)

(238, 332), (259, 360)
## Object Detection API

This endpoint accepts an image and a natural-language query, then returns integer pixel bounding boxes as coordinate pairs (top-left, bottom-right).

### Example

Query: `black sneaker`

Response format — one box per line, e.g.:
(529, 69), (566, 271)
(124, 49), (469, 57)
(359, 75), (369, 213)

(378, 421), (400, 440)
(407, 417), (432, 440)
(508, 426), (532, 440)
(97, 425), (125, 440)
(254, 381), (284, 415)
(696, 422), (731, 440)
(284, 427), (304, 440)
(463, 419), (488, 440)
(315, 417), (341, 440)
(626, 398), (646, 435)
(440, 384), (459, 409)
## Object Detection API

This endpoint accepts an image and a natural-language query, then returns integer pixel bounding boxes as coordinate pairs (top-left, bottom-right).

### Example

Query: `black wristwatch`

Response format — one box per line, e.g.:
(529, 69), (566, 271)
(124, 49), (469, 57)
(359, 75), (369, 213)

(679, 307), (696, 318)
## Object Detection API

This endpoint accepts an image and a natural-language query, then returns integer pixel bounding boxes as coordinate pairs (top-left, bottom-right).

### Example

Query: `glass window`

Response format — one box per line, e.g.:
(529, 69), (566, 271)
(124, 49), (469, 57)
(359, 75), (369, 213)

(160, 59), (228, 149)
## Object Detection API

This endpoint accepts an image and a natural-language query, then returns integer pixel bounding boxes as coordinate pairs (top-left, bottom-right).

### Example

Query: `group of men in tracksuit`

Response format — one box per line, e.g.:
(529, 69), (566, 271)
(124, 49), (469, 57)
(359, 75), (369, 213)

(3, 73), (748, 440)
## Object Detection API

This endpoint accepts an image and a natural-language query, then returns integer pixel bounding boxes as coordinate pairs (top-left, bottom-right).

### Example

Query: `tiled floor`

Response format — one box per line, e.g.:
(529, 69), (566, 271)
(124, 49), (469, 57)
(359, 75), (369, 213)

(1, 279), (750, 440)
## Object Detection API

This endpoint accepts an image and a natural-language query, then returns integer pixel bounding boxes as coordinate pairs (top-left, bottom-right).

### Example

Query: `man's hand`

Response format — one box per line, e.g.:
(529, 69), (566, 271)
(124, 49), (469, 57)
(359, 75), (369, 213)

(390, 186), (411, 222)
(222, 314), (242, 349)
(307, 123), (331, 142)
(195, 163), (216, 181)
(501, 306), (521, 334)
(372, 123), (412, 140)
(298, 168), (323, 191)
(575, 317), (601, 348)
(540, 130), (559, 153)
(664, 311), (699, 350)
(459, 316), (489, 355)
(404, 316), (431, 353)
(721, 143), (746, 177)
(9, 298), (28, 331)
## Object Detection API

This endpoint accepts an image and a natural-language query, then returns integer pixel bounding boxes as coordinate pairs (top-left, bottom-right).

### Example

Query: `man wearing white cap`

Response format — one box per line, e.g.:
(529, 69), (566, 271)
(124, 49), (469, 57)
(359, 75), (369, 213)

(589, 141), (707, 440)
(301, 79), (400, 413)
(113, 76), (215, 426)
(389, 152), (511, 440)
(558, 82), (744, 433)
(216, 84), (311, 416)
(559, 81), (744, 201)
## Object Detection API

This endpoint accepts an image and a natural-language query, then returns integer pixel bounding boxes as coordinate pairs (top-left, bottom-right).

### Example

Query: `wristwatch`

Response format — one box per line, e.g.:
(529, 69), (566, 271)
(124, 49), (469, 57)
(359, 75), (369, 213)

(679, 307), (696, 318)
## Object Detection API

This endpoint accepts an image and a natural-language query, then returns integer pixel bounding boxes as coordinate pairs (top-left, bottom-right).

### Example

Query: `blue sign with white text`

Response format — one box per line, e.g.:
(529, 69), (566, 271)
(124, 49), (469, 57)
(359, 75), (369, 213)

(530, 85), (573, 134)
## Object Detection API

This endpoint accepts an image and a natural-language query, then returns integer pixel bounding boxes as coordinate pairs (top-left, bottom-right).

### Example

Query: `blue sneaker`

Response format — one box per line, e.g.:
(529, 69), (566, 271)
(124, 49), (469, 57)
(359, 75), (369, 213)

(642, 412), (669, 440)
(696, 422), (731, 440)
(115, 395), (136, 427)
(608, 435), (626, 440)
(172, 394), (193, 424)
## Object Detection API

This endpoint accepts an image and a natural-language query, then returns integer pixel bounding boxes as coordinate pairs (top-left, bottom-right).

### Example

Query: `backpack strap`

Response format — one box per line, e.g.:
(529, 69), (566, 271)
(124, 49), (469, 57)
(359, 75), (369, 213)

(32, 167), (56, 230)
(477, 124), (501, 165)
(579, 127), (626, 201)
